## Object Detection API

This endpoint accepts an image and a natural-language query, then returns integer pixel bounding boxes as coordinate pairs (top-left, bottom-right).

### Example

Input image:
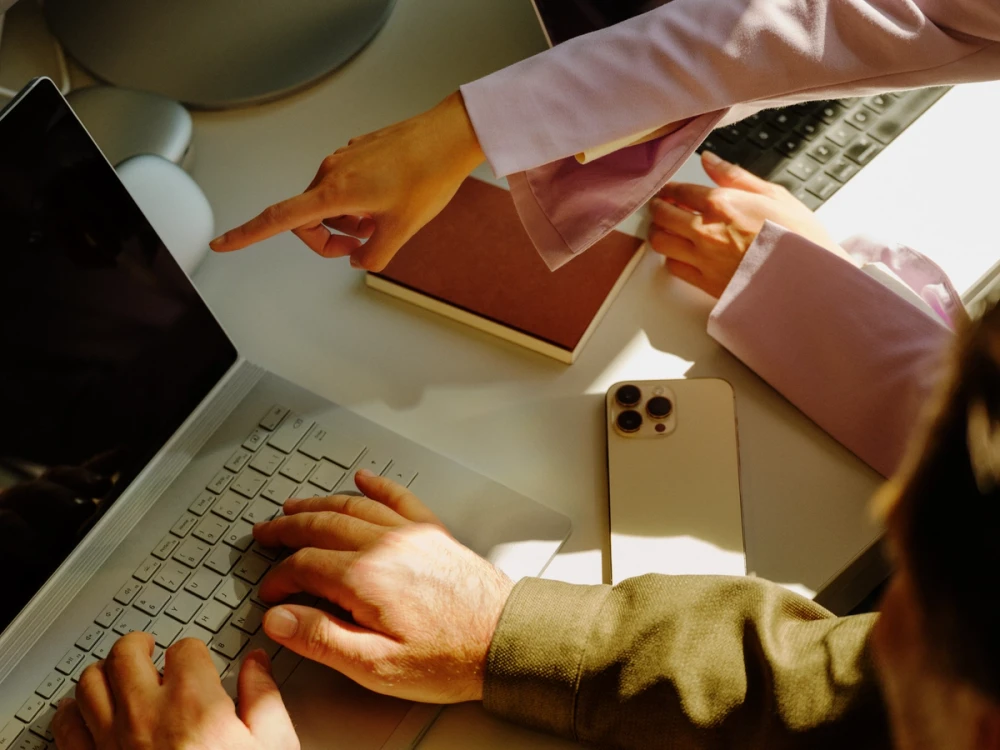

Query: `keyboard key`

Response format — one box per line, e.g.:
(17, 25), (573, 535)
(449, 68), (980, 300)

(189, 491), (216, 516)
(71, 655), (100, 683)
(844, 136), (881, 165)
(215, 576), (252, 609)
(768, 111), (795, 131)
(864, 94), (892, 113)
(195, 600), (233, 632)
(165, 591), (202, 624)
(298, 427), (365, 469)
(184, 567), (224, 600)
(174, 539), (211, 568)
(243, 428), (268, 452)
(134, 585), (171, 617)
(231, 601), (266, 635)
(267, 415), (314, 454)
(75, 625), (105, 652)
(113, 608), (151, 636)
(55, 648), (86, 676)
(383, 464), (417, 487)
(48, 680), (75, 708)
(205, 544), (242, 576)
(95, 602), (124, 628)
(133, 557), (161, 583)
(231, 470), (267, 498)
(246, 630), (282, 659)
(223, 521), (255, 552)
(272, 648), (303, 684)
(212, 626), (249, 659)
(793, 188), (823, 211)
(149, 616), (184, 648)
(279, 453), (316, 483)
(816, 102), (843, 124)
(15, 697), (45, 724)
(193, 516), (230, 545)
(170, 513), (199, 538)
(807, 142), (835, 164)
(212, 492), (250, 522)
(259, 405), (290, 431)
(93, 635), (116, 659)
(825, 123), (856, 148)
(795, 117), (823, 140)
(251, 542), (280, 561)
(775, 135), (805, 158)
(747, 123), (782, 149)
(28, 707), (55, 742)
(224, 448), (254, 473)
(745, 148), (786, 178)
(249, 448), (285, 477)
(716, 123), (747, 143)
(179, 623), (215, 646)
(153, 562), (190, 592)
(242, 498), (280, 525)
(847, 108), (873, 130)
(13, 733), (45, 750)
(34, 673), (65, 700)
(114, 580), (143, 606)
(787, 158), (819, 181)
(206, 470), (234, 495)
(0, 720), (24, 750)
(234, 555), (270, 585)
(826, 158), (858, 183)
(805, 173), (841, 201)
(308, 460), (346, 492)
(151, 535), (180, 560)
(261, 475), (298, 504)
(355, 452), (392, 476)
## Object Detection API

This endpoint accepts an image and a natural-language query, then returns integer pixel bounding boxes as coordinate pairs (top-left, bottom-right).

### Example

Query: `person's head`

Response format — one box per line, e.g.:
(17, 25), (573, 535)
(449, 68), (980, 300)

(873, 300), (1000, 750)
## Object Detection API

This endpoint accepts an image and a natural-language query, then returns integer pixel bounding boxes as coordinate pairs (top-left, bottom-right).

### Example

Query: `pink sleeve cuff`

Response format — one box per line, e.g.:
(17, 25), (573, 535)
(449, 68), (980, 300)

(707, 222), (955, 477)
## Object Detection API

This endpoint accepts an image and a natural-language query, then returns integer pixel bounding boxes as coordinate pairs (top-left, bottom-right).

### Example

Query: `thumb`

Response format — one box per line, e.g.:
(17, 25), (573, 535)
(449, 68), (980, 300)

(701, 151), (775, 195)
(263, 605), (393, 676)
(237, 650), (298, 750)
(348, 222), (412, 272)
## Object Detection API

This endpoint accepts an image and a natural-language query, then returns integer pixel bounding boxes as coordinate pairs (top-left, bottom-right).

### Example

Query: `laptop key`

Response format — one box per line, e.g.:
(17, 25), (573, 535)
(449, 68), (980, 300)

(246, 630), (282, 659)
(805, 173), (840, 201)
(231, 602), (266, 635)
(180, 623), (215, 646)
(134, 585), (171, 617)
(205, 545), (242, 576)
(13, 734), (45, 750)
(114, 580), (143, 606)
(132, 557), (161, 583)
(165, 591), (202, 624)
(844, 136), (881, 165)
(243, 429), (268, 452)
(279, 453), (316, 483)
(153, 562), (190, 593)
(251, 542), (280, 561)
(189, 491), (217, 516)
(184, 567), (224, 600)
(149, 616), (183, 648)
(151, 535), (180, 560)
(15, 697), (45, 724)
(55, 648), (85, 676)
(95, 602), (124, 628)
(170, 513), (199, 538)
(298, 427), (365, 469)
(113, 609), (151, 637)
(231, 470), (267, 498)
(223, 521), (255, 552)
(206, 471), (234, 495)
(272, 648), (303, 684)
(224, 449), (254, 473)
(234, 555), (270, 585)
(259, 405), (289, 431)
(249, 448), (284, 477)
(261, 475), (298, 504)
(70, 655), (100, 683)
(826, 158), (859, 183)
(267, 415), (314, 454)
(28, 707), (55, 742)
(242, 498), (279, 525)
(212, 626), (249, 659)
(196, 601), (233, 633)
(807, 142), (835, 164)
(34, 673), (65, 701)
(215, 576), (252, 609)
(93, 635), (116, 659)
(383, 464), (417, 487)
(49, 680), (75, 708)
(308, 460), (346, 492)
(74, 626), (104, 653)
(193, 516), (230, 545)
(212, 492), (250, 522)
(0, 719), (24, 750)
(174, 539), (210, 569)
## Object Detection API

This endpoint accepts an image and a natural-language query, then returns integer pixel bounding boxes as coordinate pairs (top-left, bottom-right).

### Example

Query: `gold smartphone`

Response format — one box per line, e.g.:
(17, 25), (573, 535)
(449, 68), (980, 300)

(606, 379), (745, 583)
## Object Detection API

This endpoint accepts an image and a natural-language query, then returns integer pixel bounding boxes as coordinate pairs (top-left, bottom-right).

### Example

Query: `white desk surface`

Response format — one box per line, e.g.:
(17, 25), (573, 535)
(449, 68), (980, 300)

(178, 0), (881, 746)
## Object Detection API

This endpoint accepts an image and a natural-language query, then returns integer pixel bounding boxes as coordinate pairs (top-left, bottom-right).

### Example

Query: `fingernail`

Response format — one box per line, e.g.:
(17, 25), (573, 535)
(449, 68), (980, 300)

(245, 648), (272, 670)
(701, 150), (724, 166)
(265, 607), (299, 639)
(356, 468), (373, 478)
(349, 257), (361, 269)
(209, 234), (227, 249)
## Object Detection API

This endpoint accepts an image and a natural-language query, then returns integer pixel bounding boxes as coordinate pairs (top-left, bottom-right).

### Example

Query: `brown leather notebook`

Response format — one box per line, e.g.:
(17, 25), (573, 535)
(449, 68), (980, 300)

(366, 178), (645, 363)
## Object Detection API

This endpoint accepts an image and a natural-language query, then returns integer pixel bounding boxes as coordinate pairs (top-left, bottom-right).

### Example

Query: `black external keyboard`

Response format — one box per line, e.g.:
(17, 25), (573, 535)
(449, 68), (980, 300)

(698, 86), (951, 210)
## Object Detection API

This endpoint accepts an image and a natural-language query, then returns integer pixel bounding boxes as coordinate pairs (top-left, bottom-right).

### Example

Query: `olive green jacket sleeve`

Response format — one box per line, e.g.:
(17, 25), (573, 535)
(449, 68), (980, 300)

(483, 575), (889, 749)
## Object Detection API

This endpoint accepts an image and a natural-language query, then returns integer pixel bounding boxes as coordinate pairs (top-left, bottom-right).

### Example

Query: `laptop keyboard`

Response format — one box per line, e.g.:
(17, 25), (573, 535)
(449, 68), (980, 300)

(697, 86), (951, 210)
(0, 405), (419, 750)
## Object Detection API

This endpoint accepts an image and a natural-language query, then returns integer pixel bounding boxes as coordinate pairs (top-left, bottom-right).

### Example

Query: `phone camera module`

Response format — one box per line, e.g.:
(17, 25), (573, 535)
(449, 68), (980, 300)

(616, 409), (643, 433)
(646, 396), (673, 419)
(615, 384), (641, 408)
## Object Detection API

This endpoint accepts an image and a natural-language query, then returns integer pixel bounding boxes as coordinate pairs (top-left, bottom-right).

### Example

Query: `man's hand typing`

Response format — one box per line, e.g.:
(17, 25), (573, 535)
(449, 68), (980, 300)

(254, 471), (515, 704)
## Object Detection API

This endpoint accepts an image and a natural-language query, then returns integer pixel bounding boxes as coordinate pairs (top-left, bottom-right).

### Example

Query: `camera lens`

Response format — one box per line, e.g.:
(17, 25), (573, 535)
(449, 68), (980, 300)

(646, 396), (673, 419)
(615, 384), (641, 408)
(616, 409), (643, 433)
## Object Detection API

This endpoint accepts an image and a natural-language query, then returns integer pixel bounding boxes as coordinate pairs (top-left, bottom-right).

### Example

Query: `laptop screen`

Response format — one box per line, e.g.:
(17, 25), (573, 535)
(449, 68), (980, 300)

(0, 79), (237, 632)
(533, 0), (667, 44)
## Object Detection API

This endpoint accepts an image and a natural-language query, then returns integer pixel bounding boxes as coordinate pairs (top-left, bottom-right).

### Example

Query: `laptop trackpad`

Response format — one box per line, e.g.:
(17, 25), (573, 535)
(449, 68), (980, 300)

(282, 657), (414, 749)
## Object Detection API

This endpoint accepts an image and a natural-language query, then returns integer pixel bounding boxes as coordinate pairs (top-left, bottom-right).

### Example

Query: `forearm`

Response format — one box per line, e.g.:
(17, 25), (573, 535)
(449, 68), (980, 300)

(484, 575), (888, 749)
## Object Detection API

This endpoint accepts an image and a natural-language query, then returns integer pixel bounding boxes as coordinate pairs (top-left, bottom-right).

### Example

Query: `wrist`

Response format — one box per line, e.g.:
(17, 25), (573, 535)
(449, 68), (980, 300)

(435, 90), (485, 176)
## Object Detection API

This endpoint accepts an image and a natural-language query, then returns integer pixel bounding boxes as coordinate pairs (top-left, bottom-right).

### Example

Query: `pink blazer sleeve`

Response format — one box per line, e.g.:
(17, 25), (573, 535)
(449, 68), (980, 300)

(460, 0), (1000, 268)
(706, 222), (964, 477)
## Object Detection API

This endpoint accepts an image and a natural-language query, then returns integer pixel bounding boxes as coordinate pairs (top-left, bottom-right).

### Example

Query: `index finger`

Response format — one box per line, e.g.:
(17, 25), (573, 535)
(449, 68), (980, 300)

(210, 190), (338, 253)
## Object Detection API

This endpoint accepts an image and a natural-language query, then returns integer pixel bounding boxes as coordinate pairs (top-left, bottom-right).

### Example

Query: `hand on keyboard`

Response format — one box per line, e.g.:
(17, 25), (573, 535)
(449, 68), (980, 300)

(253, 470), (514, 704)
(647, 151), (851, 298)
(51, 633), (298, 750)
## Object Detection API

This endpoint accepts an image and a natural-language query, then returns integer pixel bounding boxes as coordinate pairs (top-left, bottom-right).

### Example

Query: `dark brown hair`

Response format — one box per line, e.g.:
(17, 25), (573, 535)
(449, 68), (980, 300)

(886, 299), (1000, 700)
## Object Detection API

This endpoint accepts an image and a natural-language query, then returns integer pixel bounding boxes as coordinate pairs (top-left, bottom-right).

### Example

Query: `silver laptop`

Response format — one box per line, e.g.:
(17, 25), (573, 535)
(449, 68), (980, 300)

(0, 77), (571, 750)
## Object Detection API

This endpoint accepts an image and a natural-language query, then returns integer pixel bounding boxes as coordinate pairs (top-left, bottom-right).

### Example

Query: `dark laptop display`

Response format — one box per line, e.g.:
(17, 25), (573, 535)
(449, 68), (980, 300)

(0, 79), (237, 632)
